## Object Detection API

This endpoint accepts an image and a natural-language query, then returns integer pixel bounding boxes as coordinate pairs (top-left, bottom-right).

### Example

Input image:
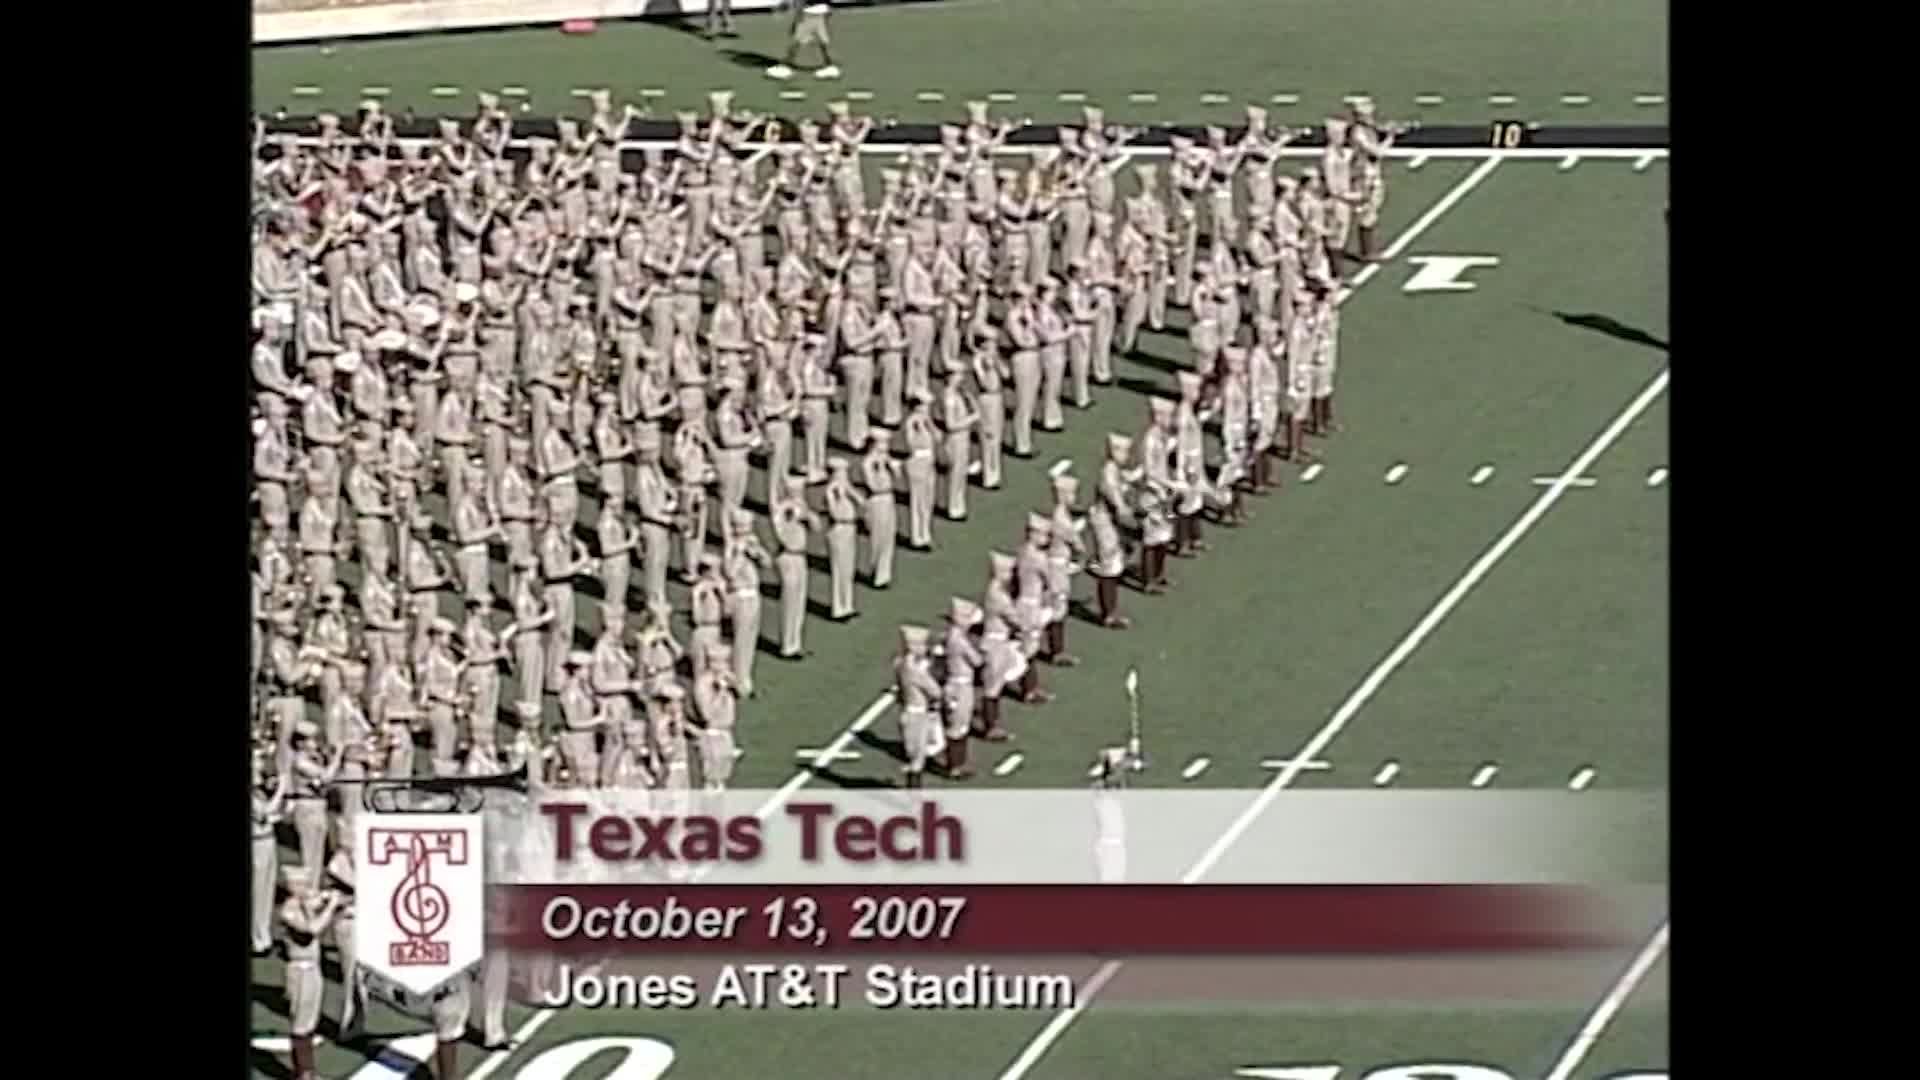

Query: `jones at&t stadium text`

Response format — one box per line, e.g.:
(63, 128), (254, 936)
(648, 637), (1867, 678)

(537, 962), (1078, 1011)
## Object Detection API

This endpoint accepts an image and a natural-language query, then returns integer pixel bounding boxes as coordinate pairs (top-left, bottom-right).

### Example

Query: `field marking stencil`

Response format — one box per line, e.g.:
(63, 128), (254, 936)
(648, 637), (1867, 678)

(995, 362), (1675, 1078)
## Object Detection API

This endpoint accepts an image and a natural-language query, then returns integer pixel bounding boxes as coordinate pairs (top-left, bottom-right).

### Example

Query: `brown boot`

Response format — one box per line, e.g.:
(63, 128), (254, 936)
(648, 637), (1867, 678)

(1358, 226), (1379, 262)
(1321, 394), (1341, 433)
(1189, 515), (1208, 550)
(976, 698), (1013, 741)
(1048, 621), (1080, 666)
(290, 1036), (315, 1080)
(946, 736), (975, 779)
(1020, 667), (1054, 705)
(436, 1040), (461, 1080)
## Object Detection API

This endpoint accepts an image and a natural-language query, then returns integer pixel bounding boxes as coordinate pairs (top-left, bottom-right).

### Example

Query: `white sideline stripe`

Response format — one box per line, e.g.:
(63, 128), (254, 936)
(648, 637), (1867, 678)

(993, 752), (1026, 777)
(1049, 458), (1074, 477)
(1471, 465), (1494, 486)
(1543, 922), (1671, 1080)
(995, 362), (1673, 1080)
(1471, 763), (1498, 788)
(1372, 761), (1401, 786)
(275, 134), (1671, 162)
(469, 692), (899, 1080)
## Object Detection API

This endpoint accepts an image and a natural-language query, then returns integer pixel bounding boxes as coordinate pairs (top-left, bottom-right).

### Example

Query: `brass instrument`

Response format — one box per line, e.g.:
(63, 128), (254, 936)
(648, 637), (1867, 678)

(350, 761), (530, 813)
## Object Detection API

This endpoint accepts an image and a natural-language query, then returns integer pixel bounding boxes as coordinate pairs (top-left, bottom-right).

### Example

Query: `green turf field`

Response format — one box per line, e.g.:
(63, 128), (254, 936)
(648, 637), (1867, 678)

(252, 0), (1668, 127)
(251, 4), (1670, 1077)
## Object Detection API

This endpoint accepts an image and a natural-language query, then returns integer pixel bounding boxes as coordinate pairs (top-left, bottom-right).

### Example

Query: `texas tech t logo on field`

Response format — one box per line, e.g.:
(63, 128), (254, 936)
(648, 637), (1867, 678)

(356, 813), (485, 995)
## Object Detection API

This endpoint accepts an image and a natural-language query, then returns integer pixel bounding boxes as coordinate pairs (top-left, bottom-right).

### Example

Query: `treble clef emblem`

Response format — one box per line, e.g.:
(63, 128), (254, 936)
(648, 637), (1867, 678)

(392, 833), (450, 943)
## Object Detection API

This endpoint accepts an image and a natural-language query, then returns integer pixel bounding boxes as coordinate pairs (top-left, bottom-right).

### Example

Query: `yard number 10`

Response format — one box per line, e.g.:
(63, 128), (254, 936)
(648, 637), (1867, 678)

(1489, 121), (1525, 148)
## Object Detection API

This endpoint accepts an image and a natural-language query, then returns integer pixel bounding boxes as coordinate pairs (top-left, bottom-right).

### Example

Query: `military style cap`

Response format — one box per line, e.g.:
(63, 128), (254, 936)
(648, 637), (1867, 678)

(293, 720), (320, 741)
(869, 425), (894, 442)
(1025, 512), (1052, 538)
(965, 100), (990, 125)
(431, 617), (456, 635)
(1052, 473), (1080, 500)
(1245, 105), (1268, 128)
(899, 624), (930, 651)
(827, 100), (850, 118)
(1133, 163), (1158, 187)
(1325, 117), (1349, 139)
(1082, 105), (1104, 129)
(566, 650), (592, 668)
(949, 597), (982, 626)
(332, 350), (362, 375)
(1149, 397), (1176, 423)
(784, 473), (808, 493)
(373, 328), (408, 351)
(1057, 127), (1081, 148)
(1351, 97), (1377, 118)
(674, 109), (699, 128)
(319, 584), (346, 607)
(1169, 134), (1194, 153)
(1177, 370), (1204, 397)
(281, 866), (315, 891)
(989, 550), (1016, 578)
(728, 508), (754, 532)
(653, 681), (686, 702)
(453, 282), (481, 304)
(828, 457), (850, 473)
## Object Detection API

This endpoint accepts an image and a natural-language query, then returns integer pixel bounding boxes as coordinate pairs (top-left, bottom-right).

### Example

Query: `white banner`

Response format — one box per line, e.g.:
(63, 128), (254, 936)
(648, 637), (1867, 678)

(482, 790), (1665, 886)
(256, 0), (787, 44)
(355, 813), (488, 995)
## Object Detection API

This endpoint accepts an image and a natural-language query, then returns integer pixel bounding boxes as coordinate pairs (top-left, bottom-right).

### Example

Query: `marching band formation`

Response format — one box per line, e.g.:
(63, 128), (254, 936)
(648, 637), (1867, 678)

(250, 90), (1402, 1076)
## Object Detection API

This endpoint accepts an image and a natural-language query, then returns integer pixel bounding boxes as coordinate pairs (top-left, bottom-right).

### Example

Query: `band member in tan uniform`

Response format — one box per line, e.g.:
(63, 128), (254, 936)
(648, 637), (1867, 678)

(894, 625), (943, 788)
(326, 847), (369, 1041)
(860, 427), (901, 587)
(250, 769), (286, 956)
(1092, 433), (1138, 627)
(693, 640), (740, 791)
(773, 474), (818, 658)
(938, 373), (978, 521)
(940, 597), (984, 779)
(823, 458), (861, 619)
(901, 396), (939, 549)
(723, 508), (772, 696)
(279, 866), (339, 1080)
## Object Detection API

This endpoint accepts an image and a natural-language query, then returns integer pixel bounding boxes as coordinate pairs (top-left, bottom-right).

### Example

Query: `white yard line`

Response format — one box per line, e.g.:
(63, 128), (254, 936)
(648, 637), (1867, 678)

(1543, 921), (1671, 1080)
(996, 362), (1674, 1080)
